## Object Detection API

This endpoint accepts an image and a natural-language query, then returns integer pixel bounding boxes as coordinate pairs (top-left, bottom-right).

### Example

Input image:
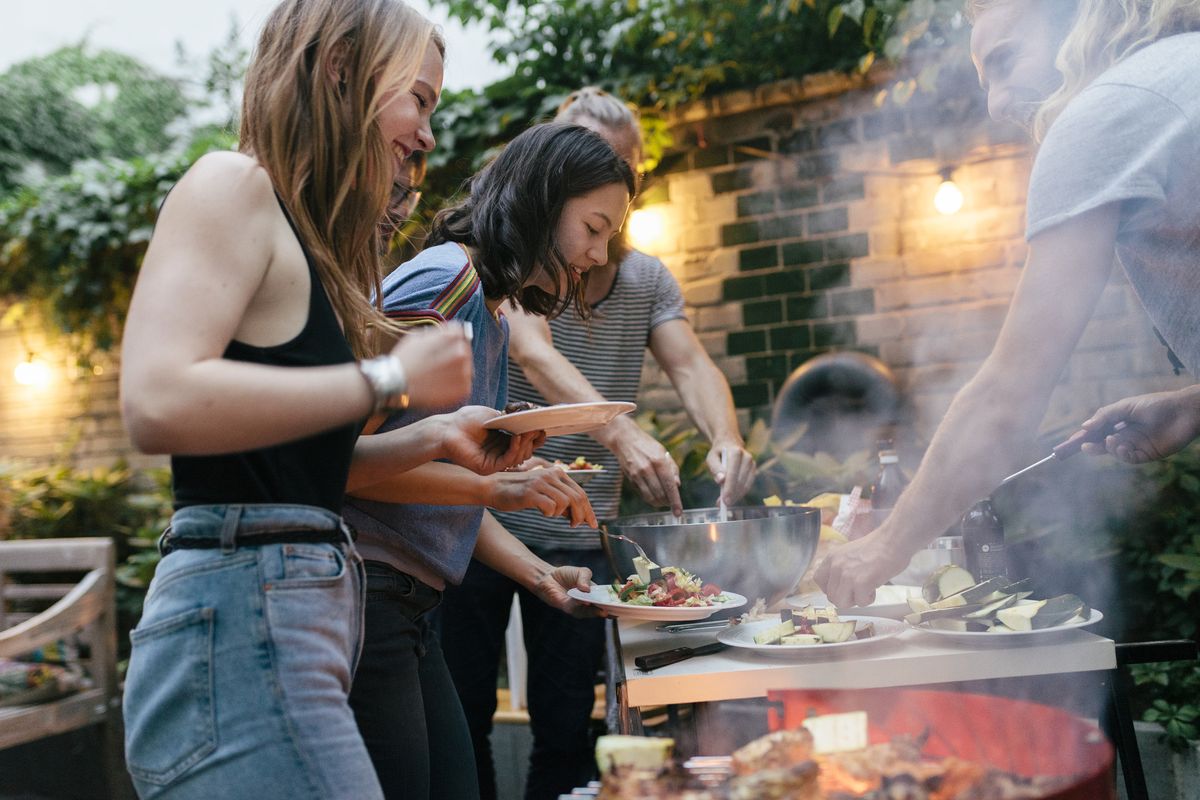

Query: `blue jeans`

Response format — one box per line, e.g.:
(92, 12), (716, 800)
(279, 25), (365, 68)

(440, 548), (611, 800)
(123, 504), (381, 799)
(348, 562), (480, 800)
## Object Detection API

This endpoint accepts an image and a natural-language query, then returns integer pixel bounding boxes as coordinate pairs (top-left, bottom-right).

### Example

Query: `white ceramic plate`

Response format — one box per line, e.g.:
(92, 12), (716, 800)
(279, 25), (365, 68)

(566, 585), (748, 621)
(907, 608), (1104, 644)
(718, 615), (904, 656)
(561, 468), (604, 486)
(484, 402), (636, 436)
(787, 585), (921, 620)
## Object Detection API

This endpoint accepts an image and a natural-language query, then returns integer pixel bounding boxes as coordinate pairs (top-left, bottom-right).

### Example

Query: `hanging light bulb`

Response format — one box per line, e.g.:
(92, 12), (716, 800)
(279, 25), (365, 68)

(13, 353), (53, 388)
(934, 167), (964, 215)
(627, 206), (668, 254)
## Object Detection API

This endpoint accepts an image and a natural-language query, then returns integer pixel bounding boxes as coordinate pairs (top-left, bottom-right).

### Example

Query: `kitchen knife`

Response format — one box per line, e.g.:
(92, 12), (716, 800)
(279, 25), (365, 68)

(999, 422), (1127, 487)
(634, 641), (728, 672)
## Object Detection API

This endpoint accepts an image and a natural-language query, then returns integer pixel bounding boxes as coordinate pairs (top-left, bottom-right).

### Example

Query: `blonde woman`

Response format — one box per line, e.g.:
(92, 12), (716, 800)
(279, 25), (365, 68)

(817, 0), (1200, 606)
(118, 1), (537, 797)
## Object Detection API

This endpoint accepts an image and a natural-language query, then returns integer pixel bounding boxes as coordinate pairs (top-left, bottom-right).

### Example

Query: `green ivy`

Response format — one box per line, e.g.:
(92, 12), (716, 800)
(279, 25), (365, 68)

(0, 45), (187, 196)
(0, 148), (212, 358)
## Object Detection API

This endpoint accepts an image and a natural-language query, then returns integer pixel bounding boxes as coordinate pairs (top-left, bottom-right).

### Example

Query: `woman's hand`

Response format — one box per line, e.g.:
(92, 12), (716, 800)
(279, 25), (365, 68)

(389, 324), (473, 409)
(484, 467), (598, 528)
(531, 566), (601, 618)
(437, 406), (544, 475)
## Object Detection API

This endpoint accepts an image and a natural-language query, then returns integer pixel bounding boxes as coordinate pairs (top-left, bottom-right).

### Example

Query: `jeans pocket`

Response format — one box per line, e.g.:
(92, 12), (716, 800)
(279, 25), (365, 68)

(125, 607), (217, 787)
(269, 543), (348, 589)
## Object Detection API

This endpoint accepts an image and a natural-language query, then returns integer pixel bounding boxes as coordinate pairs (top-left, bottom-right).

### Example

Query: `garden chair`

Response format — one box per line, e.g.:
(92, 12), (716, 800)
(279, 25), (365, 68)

(0, 536), (131, 798)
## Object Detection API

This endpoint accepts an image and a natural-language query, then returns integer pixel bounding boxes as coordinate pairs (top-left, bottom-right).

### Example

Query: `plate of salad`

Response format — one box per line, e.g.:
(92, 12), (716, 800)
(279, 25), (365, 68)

(567, 566), (747, 621)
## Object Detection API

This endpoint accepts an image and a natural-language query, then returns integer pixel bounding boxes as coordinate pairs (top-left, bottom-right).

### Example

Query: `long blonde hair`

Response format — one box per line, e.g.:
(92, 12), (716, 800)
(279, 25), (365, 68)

(969, 0), (1200, 140)
(239, 0), (441, 357)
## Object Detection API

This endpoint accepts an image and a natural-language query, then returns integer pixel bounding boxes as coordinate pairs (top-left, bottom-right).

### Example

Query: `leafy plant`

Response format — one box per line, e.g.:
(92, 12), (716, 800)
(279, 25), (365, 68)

(0, 45), (187, 196)
(1108, 445), (1200, 750)
(618, 411), (873, 515)
(0, 151), (199, 358)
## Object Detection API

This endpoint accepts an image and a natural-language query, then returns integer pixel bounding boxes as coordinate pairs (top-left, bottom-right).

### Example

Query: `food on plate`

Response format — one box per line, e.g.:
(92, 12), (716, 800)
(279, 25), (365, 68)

(596, 734), (675, 773)
(554, 456), (604, 471)
(595, 728), (1075, 799)
(750, 607), (875, 646)
(920, 564), (976, 604)
(610, 566), (727, 608)
(907, 571), (1091, 634)
(502, 400), (542, 414)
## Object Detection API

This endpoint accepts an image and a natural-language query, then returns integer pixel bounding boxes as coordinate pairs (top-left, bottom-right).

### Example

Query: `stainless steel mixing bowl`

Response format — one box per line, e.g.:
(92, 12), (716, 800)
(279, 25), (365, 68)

(601, 505), (821, 606)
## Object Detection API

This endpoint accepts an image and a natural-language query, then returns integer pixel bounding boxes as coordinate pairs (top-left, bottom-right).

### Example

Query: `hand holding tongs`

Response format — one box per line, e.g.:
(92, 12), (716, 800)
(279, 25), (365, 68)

(1000, 421), (1127, 486)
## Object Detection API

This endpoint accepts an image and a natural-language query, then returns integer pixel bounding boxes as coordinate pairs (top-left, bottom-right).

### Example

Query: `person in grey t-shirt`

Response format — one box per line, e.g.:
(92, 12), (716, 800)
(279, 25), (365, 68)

(817, 0), (1200, 608)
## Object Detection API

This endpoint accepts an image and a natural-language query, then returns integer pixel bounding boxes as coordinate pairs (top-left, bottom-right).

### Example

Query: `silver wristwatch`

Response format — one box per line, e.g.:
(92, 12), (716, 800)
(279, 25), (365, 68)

(357, 354), (409, 414)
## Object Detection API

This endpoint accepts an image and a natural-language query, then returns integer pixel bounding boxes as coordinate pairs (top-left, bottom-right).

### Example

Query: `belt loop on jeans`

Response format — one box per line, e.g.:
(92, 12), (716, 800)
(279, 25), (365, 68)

(220, 505), (243, 554)
(157, 525), (174, 557)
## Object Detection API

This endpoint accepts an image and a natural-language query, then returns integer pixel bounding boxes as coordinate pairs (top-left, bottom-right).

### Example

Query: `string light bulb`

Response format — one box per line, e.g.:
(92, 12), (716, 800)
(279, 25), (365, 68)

(934, 167), (964, 215)
(13, 353), (52, 388)
(627, 206), (668, 254)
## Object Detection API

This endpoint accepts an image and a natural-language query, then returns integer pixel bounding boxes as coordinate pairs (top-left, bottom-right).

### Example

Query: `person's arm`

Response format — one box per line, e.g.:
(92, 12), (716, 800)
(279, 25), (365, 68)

(472, 511), (597, 617)
(816, 203), (1121, 607)
(347, 458), (598, 527)
(1058, 385), (1200, 463)
(507, 305), (684, 514)
(347, 406), (542, 491)
(119, 152), (471, 455)
(648, 319), (756, 504)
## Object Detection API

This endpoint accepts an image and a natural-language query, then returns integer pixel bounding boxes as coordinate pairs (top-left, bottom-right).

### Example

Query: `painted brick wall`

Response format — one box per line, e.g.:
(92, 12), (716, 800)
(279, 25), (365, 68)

(636, 73), (1191, 441)
(0, 325), (159, 470)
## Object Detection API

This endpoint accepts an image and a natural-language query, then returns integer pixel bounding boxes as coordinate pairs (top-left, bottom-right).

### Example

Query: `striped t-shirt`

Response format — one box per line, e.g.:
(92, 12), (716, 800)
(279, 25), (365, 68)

(494, 249), (686, 551)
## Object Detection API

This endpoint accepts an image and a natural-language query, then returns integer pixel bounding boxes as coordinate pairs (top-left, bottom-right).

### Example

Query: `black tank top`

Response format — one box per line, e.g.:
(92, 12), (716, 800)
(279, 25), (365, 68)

(171, 199), (361, 513)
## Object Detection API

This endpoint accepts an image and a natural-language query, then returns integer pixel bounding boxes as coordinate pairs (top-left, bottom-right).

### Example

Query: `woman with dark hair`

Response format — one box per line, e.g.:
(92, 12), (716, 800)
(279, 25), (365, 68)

(343, 120), (636, 800)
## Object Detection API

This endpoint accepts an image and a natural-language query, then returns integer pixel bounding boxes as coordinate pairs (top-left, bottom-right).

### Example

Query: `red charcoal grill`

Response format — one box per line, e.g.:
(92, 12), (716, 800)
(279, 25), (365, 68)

(767, 687), (1115, 800)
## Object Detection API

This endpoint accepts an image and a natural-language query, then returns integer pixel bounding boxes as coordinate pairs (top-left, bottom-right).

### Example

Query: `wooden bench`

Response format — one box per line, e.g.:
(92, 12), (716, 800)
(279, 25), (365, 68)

(0, 537), (131, 797)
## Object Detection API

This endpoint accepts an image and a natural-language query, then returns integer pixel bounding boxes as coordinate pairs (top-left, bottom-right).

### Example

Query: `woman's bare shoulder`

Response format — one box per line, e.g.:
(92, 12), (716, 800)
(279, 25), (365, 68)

(165, 151), (278, 221)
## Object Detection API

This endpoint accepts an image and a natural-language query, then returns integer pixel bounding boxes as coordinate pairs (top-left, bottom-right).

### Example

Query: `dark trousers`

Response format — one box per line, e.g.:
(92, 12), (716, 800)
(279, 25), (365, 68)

(348, 562), (480, 800)
(440, 549), (611, 800)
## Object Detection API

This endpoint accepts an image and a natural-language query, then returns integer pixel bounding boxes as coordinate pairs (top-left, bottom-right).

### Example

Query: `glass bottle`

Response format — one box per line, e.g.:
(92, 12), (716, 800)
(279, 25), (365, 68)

(869, 438), (907, 529)
(961, 497), (1007, 581)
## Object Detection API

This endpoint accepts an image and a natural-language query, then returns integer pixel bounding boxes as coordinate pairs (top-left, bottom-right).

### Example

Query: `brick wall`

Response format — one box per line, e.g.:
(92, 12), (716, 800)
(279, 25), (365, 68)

(0, 325), (158, 470)
(636, 72), (1191, 442)
(0, 71), (1192, 470)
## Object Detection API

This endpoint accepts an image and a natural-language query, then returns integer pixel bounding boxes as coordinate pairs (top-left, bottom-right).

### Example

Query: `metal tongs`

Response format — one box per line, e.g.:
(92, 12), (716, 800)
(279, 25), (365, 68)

(655, 618), (735, 633)
(599, 527), (660, 582)
(1000, 422), (1127, 486)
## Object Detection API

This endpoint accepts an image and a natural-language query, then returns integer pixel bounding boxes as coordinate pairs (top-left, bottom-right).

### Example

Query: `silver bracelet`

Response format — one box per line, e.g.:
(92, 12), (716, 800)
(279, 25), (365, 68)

(357, 354), (409, 414)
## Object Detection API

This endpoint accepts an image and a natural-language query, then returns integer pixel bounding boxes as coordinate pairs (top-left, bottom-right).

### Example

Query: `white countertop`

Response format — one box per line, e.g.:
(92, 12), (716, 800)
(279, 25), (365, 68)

(617, 620), (1117, 708)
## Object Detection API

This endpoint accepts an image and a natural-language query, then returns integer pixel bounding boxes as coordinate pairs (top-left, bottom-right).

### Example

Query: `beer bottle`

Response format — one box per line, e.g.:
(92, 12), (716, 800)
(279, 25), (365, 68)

(961, 498), (1007, 581)
(869, 438), (907, 529)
